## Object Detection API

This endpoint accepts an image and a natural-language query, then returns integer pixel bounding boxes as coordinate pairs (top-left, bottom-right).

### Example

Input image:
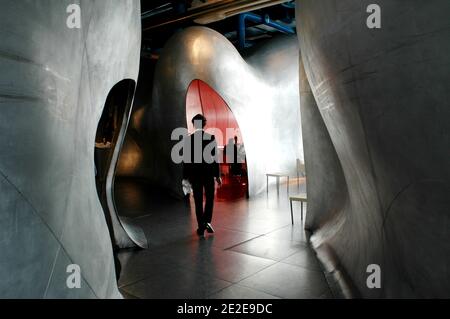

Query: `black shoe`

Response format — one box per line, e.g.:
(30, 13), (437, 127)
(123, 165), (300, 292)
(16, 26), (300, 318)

(205, 223), (215, 234)
(196, 228), (205, 237)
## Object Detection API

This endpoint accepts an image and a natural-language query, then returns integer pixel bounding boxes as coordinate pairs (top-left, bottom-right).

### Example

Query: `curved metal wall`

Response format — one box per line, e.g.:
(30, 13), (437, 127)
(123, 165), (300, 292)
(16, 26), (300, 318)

(118, 27), (303, 197)
(0, 0), (141, 298)
(297, 0), (450, 298)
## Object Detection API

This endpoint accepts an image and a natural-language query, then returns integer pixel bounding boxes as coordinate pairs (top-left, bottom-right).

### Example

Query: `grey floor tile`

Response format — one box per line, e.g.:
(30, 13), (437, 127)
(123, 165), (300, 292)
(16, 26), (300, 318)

(228, 236), (304, 261)
(280, 246), (322, 272)
(121, 267), (231, 299)
(118, 249), (174, 288)
(239, 263), (330, 299)
(208, 284), (281, 299)
(264, 224), (309, 244)
(214, 218), (284, 235)
(207, 228), (261, 250)
(114, 179), (333, 300)
(172, 248), (276, 283)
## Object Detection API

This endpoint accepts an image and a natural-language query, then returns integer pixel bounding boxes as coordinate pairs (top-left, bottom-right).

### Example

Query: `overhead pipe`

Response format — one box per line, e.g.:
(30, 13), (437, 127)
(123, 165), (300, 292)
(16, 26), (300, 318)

(143, 0), (291, 31)
(281, 1), (296, 9)
(195, 0), (291, 24)
(238, 12), (295, 50)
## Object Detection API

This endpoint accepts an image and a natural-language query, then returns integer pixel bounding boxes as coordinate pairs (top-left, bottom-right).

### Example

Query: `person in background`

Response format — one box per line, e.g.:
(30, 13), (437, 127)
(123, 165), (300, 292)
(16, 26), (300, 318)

(227, 136), (243, 176)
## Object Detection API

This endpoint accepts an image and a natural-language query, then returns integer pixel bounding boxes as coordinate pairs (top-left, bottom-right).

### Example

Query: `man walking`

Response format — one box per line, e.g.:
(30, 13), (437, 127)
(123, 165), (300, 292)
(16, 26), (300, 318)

(183, 114), (222, 237)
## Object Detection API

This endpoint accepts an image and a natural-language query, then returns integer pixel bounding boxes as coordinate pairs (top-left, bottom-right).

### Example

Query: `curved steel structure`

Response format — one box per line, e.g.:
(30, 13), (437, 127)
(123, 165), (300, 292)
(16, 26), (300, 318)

(3, 0), (448, 300)
(298, 0), (450, 298)
(0, 0), (141, 298)
(118, 27), (303, 198)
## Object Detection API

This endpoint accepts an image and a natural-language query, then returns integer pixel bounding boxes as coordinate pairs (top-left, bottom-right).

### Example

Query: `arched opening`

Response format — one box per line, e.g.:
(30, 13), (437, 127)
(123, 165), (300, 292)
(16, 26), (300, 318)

(94, 79), (136, 279)
(186, 79), (249, 201)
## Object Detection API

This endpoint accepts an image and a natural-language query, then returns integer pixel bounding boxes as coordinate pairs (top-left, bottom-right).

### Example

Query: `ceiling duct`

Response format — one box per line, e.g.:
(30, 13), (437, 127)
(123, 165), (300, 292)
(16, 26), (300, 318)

(143, 0), (292, 31)
(194, 0), (290, 24)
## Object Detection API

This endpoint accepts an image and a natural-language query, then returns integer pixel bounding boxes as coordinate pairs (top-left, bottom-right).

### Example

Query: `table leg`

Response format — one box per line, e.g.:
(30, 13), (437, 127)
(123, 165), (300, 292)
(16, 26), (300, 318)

(290, 200), (294, 225)
(266, 175), (268, 194)
(276, 177), (280, 197)
(287, 176), (290, 194)
(301, 202), (304, 221)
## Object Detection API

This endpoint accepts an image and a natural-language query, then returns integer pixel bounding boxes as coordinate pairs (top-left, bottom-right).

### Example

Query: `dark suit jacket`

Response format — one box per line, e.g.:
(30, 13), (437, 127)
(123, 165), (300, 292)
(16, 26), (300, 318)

(182, 130), (220, 182)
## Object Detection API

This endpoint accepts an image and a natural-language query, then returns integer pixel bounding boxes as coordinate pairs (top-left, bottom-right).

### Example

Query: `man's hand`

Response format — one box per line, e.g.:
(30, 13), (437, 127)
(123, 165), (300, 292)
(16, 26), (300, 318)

(216, 177), (223, 187)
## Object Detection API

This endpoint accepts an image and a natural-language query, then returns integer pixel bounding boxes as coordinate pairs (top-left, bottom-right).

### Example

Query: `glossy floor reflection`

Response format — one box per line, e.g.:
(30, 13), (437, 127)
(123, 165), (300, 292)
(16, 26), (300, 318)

(115, 177), (334, 299)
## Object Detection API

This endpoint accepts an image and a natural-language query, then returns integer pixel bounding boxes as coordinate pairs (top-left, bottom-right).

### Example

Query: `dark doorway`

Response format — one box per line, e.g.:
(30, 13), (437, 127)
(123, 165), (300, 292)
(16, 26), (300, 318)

(94, 79), (136, 279)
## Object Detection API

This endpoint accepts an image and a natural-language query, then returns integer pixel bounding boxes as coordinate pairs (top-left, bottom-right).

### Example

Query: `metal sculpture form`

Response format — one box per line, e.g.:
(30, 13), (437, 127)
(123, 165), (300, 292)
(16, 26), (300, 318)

(138, 27), (303, 198)
(0, 0), (141, 298)
(297, 0), (450, 298)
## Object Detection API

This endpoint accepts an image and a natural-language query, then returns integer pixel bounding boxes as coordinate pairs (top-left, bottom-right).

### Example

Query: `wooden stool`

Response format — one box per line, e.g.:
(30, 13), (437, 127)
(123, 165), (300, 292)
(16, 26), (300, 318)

(289, 194), (307, 225)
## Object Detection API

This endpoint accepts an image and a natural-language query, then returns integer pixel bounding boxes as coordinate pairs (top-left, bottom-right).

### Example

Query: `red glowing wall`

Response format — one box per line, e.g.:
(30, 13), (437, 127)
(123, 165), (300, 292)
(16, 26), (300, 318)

(186, 79), (242, 147)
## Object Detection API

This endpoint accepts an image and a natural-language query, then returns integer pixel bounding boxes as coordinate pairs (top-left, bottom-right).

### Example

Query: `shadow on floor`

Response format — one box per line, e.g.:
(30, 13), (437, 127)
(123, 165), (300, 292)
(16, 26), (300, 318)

(114, 177), (335, 299)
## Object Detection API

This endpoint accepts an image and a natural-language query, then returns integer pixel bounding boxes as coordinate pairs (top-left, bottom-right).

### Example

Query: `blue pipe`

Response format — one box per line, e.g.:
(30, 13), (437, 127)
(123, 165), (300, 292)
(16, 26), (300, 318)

(238, 12), (295, 50)
(281, 2), (296, 9)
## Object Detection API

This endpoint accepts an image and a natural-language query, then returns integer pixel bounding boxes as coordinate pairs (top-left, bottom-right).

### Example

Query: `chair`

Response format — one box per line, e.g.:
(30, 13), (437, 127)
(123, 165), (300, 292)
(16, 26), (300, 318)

(289, 194), (307, 225)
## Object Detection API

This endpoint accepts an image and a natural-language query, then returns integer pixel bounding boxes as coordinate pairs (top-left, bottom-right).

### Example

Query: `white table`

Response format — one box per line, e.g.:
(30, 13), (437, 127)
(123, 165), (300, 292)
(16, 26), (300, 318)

(266, 173), (290, 196)
(289, 194), (307, 225)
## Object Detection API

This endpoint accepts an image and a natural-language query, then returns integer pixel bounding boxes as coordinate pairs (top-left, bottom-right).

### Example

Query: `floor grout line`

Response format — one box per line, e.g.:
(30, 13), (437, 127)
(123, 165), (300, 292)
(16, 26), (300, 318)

(205, 282), (282, 300)
(223, 234), (266, 251)
(115, 180), (326, 299)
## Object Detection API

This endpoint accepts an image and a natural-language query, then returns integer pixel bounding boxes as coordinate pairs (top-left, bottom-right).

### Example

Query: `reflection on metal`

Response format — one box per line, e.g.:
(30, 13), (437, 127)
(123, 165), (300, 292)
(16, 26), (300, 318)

(103, 82), (149, 250)
(95, 80), (142, 253)
(141, 3), (173, 19)
(0, 0), (141, 298)
(297, 0), (450, 298)
(149, 26), (302, 197)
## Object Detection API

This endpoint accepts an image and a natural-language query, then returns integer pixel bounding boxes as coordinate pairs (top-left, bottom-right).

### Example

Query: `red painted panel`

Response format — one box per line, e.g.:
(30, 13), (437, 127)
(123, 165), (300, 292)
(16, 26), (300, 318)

(185, 79), (242, 147)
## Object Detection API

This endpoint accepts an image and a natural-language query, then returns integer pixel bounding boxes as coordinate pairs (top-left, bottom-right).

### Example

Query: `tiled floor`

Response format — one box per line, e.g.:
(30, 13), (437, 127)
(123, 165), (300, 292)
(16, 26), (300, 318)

(115, 178), (334, 299)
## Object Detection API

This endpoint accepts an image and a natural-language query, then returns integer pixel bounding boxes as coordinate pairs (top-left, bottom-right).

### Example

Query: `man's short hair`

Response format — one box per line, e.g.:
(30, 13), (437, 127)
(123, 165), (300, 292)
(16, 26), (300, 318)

(192, 114), (207, 129)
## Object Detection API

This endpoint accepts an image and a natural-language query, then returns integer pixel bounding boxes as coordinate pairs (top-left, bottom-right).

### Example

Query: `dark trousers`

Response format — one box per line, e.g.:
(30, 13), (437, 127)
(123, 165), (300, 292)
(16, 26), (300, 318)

(191, 177), (215, 229)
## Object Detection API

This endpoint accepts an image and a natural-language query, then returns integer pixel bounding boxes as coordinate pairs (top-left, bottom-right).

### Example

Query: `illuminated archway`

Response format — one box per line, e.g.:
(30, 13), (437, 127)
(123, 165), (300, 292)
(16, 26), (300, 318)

(186, 79), (249, 200)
